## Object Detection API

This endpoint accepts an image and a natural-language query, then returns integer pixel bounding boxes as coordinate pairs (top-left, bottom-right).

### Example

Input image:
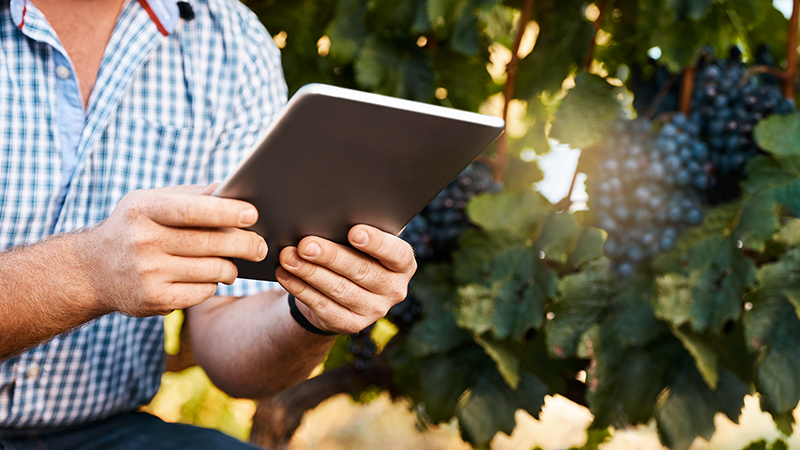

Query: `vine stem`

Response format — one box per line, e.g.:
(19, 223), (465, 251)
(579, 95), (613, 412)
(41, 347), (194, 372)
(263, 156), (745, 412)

(679, 66), (696, 115)
(559, 0), (609, 209)
(785, 0), (799, 99)
(583, 0), (609, 70)
(493, 0), (535, 182)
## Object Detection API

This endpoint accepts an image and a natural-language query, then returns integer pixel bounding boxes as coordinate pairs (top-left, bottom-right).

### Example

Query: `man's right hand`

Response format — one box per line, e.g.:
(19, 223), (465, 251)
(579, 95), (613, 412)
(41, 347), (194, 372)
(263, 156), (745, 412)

(86, 185), (267, 317)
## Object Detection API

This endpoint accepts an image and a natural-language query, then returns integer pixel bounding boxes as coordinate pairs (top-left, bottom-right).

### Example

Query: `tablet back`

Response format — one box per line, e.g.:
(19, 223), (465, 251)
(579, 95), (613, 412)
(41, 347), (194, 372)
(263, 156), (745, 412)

(215, 84), (505, 281)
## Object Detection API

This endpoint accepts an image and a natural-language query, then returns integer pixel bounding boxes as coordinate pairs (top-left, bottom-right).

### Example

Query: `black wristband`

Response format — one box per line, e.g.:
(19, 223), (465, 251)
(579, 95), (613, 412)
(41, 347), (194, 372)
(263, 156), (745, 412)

(287, 294), (337, 336)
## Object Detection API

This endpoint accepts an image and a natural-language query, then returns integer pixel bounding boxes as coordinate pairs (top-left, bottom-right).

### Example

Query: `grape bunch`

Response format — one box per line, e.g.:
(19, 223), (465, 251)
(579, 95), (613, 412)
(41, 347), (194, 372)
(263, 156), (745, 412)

(402, 162), (500, 261)
(593, 117), (707, 278)
(390, 162), (500, 330)
(348, 323), (377, 371)
(692, 47), (795, 202)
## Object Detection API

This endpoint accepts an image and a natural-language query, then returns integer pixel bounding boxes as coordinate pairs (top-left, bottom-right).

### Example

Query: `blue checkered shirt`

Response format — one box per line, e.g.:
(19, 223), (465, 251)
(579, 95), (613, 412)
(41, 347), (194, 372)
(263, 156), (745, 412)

(0, 0), (287, 427)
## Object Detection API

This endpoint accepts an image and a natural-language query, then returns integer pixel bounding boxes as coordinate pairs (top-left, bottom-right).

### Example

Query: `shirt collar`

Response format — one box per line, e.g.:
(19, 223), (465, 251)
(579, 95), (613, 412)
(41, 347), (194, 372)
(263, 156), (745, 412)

(10, 0), (181, 36)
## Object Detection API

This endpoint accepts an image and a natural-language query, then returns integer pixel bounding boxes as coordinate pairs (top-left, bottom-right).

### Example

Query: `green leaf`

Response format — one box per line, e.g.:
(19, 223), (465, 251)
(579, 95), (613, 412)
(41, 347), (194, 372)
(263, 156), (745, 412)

(451, 2), (480, 55)
(743, 290), (800, 424)
(504, 155), (545, 195)
(755, 113), (800, 161)
(325, 0), (368, 63)
(772, 218), (800, 248)
(515, 0), (593, 97)
(414, 346), (485, 423)
(567, 227), (606, 268)
(534, 212), (582, 264)
(588, 337), (682, 427)
(323, 334), (353, 371)
(653, 236), (755, 333)
(474, 334), (520, 389)
(734, 191), (779, 252)
(770, 177), (800, 217)
(743, 440), (768, 450)
(403, 264), (473, 358)
(671, 326), (719, 389)
(455, 246), (555, 340)
(655, 367), (747, 450)
(654, 202), (741, 272)
(457, 369), (548, 447)
(467, 189), (549, 241)
(743, 155), (800, 194)
(550, 73), (624, 149)
(546, 260), (613, 358)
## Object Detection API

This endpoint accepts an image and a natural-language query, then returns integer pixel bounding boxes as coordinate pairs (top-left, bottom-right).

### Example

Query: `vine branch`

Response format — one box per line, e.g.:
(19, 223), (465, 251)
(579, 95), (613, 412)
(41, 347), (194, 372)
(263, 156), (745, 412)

(584, 0), (609, 70)
(644, 74), (678, 118)
(679, 66), (696, 115)
(493, 0), (536, 182)
(558, 0), (609, 210)
(786, 0), (799, 99)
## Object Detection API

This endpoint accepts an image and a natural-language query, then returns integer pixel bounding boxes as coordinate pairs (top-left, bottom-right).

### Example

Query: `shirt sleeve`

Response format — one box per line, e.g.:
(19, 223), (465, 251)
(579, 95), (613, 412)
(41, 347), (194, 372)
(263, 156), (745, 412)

(209, 5), (289, 297)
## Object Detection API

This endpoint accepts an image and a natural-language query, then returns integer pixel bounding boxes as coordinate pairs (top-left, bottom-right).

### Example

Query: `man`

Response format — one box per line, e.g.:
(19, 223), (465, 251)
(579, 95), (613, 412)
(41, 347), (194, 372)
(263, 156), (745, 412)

(0, 0), (415, 448)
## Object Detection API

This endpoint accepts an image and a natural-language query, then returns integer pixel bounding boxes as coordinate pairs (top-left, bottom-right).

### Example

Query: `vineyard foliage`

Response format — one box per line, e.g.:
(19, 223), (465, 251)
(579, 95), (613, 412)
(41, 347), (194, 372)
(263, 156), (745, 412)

(246, 0), (800, 449)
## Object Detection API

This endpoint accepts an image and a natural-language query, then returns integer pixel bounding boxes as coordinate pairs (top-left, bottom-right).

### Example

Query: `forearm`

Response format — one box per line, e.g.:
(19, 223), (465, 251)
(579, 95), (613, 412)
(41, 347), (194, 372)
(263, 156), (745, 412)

(186, 290), (335, 399)
(0, 231), (106, 361)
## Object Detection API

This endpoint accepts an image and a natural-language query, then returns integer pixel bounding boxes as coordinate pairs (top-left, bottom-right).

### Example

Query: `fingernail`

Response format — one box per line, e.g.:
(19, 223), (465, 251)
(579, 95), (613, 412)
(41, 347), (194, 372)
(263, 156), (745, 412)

(304, 242), (321, 258)
(353, 229), (369, 246)
(286, 251), (302, 269)
(239, 208), (257, 226)
(258, 242), (268, 261)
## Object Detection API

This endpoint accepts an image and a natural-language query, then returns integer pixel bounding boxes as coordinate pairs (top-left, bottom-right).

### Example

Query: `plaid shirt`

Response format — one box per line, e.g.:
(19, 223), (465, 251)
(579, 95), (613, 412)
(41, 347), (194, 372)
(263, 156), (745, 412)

(0, 0), (287, 427)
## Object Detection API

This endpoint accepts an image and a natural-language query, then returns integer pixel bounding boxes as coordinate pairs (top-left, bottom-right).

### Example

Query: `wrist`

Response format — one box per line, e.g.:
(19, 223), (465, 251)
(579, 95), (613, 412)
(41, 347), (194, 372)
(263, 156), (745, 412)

(72, 226), (117, 316)
(287, 294), (337, 337)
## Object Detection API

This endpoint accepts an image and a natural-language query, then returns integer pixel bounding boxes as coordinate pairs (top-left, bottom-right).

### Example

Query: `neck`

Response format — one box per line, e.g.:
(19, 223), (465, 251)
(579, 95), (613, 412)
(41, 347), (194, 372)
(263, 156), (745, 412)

(31, 0), (127, 108)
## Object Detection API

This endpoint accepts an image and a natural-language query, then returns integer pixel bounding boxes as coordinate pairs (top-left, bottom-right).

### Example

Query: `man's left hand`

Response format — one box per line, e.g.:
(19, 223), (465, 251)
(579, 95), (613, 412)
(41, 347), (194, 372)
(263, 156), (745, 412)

(275, 225), (417, 335)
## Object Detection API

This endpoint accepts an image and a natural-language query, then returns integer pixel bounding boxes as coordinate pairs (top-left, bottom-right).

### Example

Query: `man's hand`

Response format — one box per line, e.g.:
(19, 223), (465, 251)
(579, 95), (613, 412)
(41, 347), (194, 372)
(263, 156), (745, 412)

(87, 185), (267, 317)
(275, 225), (417, 334)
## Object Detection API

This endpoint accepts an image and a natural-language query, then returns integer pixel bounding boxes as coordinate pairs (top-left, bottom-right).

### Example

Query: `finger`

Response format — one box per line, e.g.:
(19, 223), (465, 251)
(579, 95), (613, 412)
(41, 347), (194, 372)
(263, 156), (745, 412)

(162, 282), (221, 312)
(163, 256), (239, 285)
(348, 225), (417, 274)
(295, 236), (393, 294)
(276, 267), (370, 334)
(162, 228), (267, 262)
(199, 183), (221, 196)
(137, 191), (259, 228)
(280, 246), (389, 316)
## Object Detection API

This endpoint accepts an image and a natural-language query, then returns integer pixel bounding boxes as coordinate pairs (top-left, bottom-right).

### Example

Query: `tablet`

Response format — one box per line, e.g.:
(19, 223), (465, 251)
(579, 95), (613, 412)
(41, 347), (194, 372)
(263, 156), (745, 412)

(214, 84), (505, 281)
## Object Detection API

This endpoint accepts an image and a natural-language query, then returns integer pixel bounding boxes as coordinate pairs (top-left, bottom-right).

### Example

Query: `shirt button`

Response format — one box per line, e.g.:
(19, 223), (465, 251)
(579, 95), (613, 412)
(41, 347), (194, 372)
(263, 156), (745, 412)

(56, 65), (71, 80)
(26, 364), (40, 380)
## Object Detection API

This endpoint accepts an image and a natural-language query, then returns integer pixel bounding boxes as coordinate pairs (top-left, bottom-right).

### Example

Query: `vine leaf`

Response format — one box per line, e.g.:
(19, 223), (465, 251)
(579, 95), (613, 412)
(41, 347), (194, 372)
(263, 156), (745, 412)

(734, 191), (779, 252)
(545, 260), (613, 358)
(405, 265), (473, 358)
(455, 246), (555, 340)
(743, 251), (800, 431)
(653, 236), (755, 333)
(670, 326), (719, 390)
(325, 0), (368, 64)
(754, 113), (800, 161)
(534, 212), (582, 264)
(457, 369), (548, 447)
(566, 227), (606, 268)
(467, 189), (549, 240)
(550, 72), (624, 150)
(655, 367), (747, 450)
(474, 334), (521, 389)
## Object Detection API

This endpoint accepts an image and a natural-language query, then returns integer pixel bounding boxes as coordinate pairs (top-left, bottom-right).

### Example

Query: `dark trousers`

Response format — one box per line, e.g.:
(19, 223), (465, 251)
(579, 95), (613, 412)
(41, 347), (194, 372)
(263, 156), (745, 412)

(0, 412), (264, 450)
